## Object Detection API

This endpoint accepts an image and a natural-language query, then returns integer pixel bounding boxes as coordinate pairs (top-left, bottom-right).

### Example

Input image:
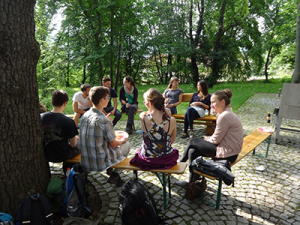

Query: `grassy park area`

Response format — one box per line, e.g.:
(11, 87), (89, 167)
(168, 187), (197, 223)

(40, 77), (290, 117)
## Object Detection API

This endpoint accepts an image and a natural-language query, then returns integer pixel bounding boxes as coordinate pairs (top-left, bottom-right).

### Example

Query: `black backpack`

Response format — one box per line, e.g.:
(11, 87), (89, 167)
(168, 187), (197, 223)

(119, 180), (160, 225)
(119, 180), (179, 225)
(192, 156), (235, 186)
(61, 164), (91, 218)
(16, 194), (54, 225)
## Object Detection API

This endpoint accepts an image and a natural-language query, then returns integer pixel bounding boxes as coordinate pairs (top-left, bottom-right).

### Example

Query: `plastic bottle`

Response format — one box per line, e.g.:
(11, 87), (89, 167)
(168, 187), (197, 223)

(126, 98), (129, 108)
(267, 112), (270, 123)
(66, 167), (71, 177)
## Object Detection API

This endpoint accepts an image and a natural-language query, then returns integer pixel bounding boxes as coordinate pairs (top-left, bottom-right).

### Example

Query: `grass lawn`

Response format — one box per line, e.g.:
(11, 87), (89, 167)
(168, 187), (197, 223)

(39, 78), (289, 120)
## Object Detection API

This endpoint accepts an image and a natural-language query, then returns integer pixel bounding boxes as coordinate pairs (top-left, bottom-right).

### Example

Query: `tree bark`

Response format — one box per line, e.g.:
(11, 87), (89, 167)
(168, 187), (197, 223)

(207, 0), (227, 88)
(0, 0), (50, 216)
(292, 3), (300, 83)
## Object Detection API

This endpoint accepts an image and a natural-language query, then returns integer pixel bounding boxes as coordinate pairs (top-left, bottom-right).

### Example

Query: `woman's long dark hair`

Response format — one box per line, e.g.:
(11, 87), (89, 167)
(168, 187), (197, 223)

(197, 80), (208, 100)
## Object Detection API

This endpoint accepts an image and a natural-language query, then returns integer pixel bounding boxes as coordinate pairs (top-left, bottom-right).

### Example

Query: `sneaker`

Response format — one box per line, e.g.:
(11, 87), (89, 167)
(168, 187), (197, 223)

(181, 132), (188, 138)
(107, 172), (125, 187)
(106, 168), (113, 175)
(175, 180), (188, 187)
(189, 131), (194, 138)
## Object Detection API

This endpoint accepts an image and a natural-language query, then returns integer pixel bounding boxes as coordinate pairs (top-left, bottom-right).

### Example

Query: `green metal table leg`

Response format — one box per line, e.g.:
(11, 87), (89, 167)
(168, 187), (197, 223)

(265, 135), (271, 158)
(252, 148), (256, 155)
(162, 173), (167, 210)
(215, 178), (222, 209)
(168, 175), (171, 200)
(200, 177), (205, 201)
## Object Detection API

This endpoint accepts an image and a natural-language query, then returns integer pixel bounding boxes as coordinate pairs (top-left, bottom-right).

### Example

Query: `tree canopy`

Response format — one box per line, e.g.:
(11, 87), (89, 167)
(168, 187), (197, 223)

(35, 0), (299, 91)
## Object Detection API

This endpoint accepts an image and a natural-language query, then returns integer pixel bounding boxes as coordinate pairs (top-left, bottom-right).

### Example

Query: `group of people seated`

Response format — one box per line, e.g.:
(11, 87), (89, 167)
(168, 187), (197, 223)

(40, 76), (243, 189)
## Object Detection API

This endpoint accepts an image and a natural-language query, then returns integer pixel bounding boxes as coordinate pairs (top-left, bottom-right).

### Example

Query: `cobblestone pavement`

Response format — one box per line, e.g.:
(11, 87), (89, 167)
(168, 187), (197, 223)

(51, 93), (300, 225)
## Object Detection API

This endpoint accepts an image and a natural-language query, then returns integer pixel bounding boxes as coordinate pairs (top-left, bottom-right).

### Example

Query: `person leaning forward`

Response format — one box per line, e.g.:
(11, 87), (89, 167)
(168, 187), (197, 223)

(41, 90), (80, 163)
(78, 86), (131, 187)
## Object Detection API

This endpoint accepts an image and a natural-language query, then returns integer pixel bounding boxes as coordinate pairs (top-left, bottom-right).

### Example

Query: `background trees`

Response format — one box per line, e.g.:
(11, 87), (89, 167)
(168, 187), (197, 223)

(35, 0), (298, 89)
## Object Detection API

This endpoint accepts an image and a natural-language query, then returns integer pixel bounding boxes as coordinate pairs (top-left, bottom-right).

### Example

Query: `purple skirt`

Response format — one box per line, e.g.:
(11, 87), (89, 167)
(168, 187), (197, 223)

(130, 148), (179, 171)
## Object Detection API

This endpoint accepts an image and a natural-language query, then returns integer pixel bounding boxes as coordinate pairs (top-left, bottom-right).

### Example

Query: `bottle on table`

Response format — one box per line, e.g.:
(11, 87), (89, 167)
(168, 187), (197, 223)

(267, 112), (270, 123)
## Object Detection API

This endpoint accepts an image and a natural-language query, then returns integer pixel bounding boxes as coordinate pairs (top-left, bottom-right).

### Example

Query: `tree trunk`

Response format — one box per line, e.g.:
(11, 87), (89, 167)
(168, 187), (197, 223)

(115, 39), (122, 92)
(207, 0), (227, 88)
(110, 9), (114, 86)
(0, 0), (49, 216)
(264, 46), (273, 82)
(292, 3), (300, 83)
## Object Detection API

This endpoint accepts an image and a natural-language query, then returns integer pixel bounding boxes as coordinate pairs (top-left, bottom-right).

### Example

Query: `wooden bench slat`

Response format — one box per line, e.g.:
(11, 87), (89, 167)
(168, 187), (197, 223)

(66, 155), (187, 174)
(173, 114), (216, 121)
(111, 158), (187, 174)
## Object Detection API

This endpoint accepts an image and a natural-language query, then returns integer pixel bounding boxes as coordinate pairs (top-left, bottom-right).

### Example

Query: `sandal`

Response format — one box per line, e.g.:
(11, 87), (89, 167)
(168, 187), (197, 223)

(181, 132), (188, 138)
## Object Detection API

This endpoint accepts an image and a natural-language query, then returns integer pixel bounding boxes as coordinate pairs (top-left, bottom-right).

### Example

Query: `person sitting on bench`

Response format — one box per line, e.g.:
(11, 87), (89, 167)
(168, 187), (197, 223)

(79, 86), (131, 187)
(41, 90), (80, 163)
(130, 88), (178, 170)
(181, 80), (211, 139)
(163, 77), (183, 115)
(176, 89), (243, 187)
(72, 83), (92, 127)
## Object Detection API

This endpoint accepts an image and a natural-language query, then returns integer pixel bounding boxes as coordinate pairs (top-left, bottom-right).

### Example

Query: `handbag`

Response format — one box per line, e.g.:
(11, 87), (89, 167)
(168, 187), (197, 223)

(184, 180), (207, 200)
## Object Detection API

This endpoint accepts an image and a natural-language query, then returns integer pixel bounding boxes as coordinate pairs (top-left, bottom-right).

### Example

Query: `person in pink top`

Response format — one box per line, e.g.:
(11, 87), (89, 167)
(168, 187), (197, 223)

(176, 89), (243, 187)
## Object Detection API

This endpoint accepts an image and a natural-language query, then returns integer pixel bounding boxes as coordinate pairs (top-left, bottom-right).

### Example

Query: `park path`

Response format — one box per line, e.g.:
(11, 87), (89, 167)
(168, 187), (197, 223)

(51, 93), (300, 225)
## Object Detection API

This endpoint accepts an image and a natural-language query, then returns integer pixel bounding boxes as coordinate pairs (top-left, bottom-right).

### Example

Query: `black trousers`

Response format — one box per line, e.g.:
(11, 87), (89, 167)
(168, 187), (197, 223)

(179, 138), (237, 181)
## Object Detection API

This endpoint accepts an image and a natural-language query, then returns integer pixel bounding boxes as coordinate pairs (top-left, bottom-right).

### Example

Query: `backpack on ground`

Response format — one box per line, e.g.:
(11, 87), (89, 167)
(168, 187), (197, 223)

(119, 180), (160, 225)
(61, 165), (91, 218)
(119, 180), (179, 225)
(46, 178), (65, 213)
(16, 194), (54, 225)
(0, 212), (14, 225)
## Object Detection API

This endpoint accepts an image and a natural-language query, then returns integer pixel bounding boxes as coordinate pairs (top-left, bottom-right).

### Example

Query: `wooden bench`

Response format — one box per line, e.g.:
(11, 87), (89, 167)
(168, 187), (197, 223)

(193, 129), (274, 209)
(172, 93), (216, 135)
(66, 156), (187, 210)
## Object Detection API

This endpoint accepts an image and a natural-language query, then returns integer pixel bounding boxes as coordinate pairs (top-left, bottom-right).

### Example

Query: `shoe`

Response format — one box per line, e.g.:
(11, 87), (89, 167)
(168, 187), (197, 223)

(126, 122), (133, 134)
(181, 132), (188, 138)
(189, 131), (194, 138)
(107, 172), (125, 187)
(106, 168), (113, 175)
(175, 180), (188, 187)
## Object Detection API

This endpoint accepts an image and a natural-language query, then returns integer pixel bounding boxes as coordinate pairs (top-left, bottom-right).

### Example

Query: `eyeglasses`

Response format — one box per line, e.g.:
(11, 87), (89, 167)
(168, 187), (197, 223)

(102, 97), (110, 100)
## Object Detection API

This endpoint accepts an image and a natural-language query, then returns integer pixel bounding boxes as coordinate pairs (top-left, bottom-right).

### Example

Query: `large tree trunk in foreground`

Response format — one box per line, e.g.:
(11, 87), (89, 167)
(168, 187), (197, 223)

(292, 3), (300, 83)
(0, 0), (50, 216)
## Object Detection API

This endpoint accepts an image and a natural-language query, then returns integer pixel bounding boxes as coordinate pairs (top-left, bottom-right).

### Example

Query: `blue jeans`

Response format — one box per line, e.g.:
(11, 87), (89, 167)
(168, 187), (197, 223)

(122, 104), (138, 124)
(184, 107), (201, 132)
(169, 107), (177, 115)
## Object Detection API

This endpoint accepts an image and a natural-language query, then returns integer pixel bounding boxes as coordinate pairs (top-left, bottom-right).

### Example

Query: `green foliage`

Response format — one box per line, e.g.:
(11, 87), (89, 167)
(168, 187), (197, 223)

(35, 0), (297, 91)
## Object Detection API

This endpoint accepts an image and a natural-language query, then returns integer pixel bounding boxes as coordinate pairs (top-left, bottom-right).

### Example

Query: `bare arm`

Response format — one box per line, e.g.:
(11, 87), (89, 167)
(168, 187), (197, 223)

(109, 137), (128, 147)
(190, 102), (210, 109)
(88, 99), (93, 108)
(69, 135), (79, 147)
(170, 117), (177, 145)
(73, 102), (86, 114)
(111, 97), (118, 115)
